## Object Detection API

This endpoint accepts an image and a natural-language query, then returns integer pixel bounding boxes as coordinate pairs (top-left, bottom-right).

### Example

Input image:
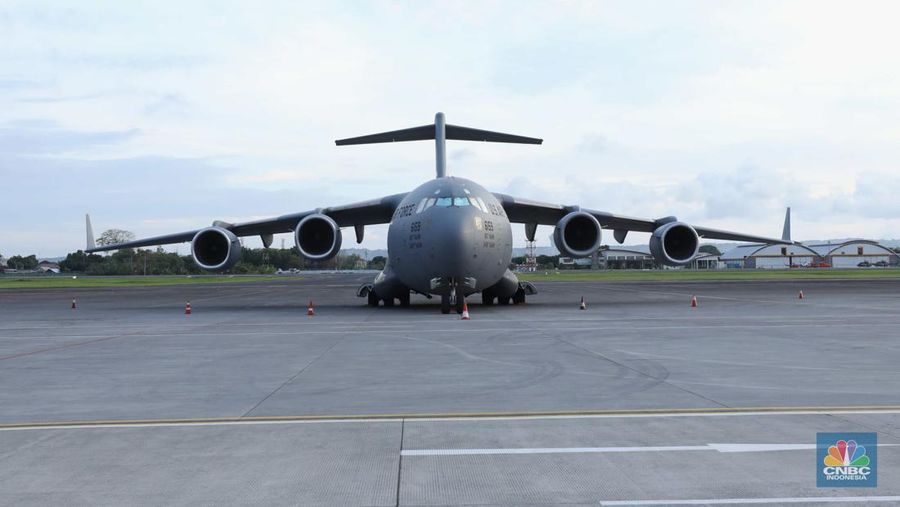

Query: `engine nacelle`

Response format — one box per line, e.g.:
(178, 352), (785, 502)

(191, 227), (241, 270)
(649, 222), (700, 266)
(295, 214), (342, 261)
(553, 211), (602, 258)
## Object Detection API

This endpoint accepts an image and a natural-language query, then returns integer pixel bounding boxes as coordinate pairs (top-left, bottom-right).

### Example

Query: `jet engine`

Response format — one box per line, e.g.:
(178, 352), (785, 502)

(294, 214), (342, 260)
(191, 227), (242, 270)
(553, 211), (602, 258)
(649, 221), (699, 266)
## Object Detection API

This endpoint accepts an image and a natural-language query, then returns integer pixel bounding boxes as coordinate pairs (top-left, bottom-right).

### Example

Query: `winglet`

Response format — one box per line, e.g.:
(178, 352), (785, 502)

(85, 214), (96, 251)
(781, 207), (791, 242)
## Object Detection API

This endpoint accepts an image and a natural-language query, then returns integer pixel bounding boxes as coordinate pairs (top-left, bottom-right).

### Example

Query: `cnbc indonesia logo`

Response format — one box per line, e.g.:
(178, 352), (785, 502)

(818, 433), (877, 487)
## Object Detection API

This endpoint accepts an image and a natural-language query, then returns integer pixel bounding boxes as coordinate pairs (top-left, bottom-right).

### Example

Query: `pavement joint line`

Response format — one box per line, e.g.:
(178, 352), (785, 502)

(9, 320), (900, 342)
(3, 405), (900, 431)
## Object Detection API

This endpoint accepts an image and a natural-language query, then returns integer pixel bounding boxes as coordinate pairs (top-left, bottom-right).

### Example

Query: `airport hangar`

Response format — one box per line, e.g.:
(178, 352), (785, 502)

(719, 239), (899, 269)
(560, 239), (898, 270)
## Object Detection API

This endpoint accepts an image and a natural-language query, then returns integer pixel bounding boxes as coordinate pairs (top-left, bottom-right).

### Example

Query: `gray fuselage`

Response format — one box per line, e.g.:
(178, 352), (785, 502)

(379, 177), (513, 297)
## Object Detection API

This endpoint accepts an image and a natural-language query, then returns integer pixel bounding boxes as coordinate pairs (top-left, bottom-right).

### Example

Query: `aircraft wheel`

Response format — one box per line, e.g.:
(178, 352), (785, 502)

(512, 288), (526, 305)
(383, 297), (395, 307)
(399, 293), (410, 307)
(481, 291), (494, 306)
(440, 295), (451, 314)
(455, 296), (465, 314)
(367, 290), (379, 307)
(498, 296), (510, 305)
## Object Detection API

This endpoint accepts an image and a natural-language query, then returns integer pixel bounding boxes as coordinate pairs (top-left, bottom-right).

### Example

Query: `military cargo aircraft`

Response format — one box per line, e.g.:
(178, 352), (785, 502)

(87, 113), (790, 313)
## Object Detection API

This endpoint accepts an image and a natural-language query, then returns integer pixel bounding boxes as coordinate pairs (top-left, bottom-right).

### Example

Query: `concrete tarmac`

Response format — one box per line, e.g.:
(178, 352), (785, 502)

(1, 274), (899, 505)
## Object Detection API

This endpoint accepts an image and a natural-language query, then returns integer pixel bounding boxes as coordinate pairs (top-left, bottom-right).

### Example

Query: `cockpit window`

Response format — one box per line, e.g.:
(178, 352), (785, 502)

(416, 198), (428, 213)
(476, 197), (489, 212)
(435, 197), (453, 207)
(453, 197), (470, 206)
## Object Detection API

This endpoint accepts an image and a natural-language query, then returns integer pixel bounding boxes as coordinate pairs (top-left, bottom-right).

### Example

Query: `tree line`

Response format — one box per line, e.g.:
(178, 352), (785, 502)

(52, 247), (388, 275)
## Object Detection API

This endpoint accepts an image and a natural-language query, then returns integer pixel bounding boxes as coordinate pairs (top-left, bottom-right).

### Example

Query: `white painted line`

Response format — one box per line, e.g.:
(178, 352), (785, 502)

(600, 497), (900, 505)
(402, 442), (899, 457)
(402, 445), (710, 456)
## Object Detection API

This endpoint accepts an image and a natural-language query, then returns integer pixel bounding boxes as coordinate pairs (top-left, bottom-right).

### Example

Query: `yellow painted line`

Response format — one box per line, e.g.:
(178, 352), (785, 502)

(2, 405), (900, 430)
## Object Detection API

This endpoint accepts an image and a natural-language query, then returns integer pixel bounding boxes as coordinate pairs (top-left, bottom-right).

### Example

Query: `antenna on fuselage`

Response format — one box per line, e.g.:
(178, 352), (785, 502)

(334, 112), (542, 179)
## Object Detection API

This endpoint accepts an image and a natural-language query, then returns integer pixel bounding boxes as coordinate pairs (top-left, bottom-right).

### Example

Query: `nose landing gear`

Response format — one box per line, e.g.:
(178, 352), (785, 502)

(441, 285), (466, 314)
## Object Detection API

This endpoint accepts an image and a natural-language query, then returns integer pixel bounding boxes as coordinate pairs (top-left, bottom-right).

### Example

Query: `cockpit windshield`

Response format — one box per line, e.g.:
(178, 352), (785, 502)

(422, 195), (485, 211)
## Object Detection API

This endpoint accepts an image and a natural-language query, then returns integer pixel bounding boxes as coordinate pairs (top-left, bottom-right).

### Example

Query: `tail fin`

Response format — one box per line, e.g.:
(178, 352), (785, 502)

(781, 207), (791, 242)
(86, 214), (96, 251)
(335, 112), (542, 178)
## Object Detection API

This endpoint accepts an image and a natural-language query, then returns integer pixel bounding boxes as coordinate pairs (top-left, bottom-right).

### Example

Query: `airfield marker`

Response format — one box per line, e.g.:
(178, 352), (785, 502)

(799, 290), (804, 299)
(184, 301), (192, 315)
(579, 296), (586, 310)
(307, 300), (315, 316)
(690, 295), (698, 308)
(71, 298), (77, 310)
(461, 301), (470, 320)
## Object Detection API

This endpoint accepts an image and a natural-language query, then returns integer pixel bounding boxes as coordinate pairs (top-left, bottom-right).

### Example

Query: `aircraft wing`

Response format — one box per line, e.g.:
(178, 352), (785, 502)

(86, 193), (408, 252)
(494, 193), (792, 245)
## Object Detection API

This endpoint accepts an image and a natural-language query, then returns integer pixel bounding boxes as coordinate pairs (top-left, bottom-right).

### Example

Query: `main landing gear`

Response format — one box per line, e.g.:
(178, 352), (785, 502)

(365, 286), (410, 307)
(481, 283), (532, 306)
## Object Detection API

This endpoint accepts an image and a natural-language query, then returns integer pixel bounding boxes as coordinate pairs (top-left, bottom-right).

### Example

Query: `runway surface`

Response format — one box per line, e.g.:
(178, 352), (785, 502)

(1, 274), (899, 505)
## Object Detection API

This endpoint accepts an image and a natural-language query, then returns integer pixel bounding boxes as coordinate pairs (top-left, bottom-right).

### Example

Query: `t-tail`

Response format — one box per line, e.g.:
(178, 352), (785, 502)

(335, 112), (542, 179)
(782, 206), (791, 242)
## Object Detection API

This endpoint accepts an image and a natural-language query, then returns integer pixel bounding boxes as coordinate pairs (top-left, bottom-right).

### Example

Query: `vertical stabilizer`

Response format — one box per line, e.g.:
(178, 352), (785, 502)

(781, 207), (791, 242)
(86, 214), (96, 251)
(434, 112), (447, 178)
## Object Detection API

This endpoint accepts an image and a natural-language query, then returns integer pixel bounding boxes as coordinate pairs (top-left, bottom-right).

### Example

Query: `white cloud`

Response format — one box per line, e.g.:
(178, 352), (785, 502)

(2, 1), (900, 256)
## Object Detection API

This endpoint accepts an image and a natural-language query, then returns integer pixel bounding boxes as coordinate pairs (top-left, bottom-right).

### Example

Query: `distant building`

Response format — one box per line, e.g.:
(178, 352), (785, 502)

(806, 240), (899, 268)
(600, 246), (657, 270)
(690, 253), (723, 270)
(37, 261), (60, 274)
(720, 240), (898, 269)
(720, 243), (820, 269)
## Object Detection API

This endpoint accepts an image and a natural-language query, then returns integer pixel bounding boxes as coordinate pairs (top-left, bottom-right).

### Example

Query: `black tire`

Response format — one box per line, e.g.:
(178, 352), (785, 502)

(481, 291), (494, 306)
(512, 288), (526, 305)
(383, 297), (395, 307)
(367, 290), (379, 307)
(455, 296), (465, 314)
(399, 293), (410, 307)
(498, 296), (510, 305)
(440, 294), (451, 314)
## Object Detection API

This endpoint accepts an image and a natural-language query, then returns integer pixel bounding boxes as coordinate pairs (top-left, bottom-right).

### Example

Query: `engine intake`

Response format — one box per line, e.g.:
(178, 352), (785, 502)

(649, 222), (699, 266)
(553, 211), (602, 258)
(191, 227), (241, 270)
(295, 214), (342, 260)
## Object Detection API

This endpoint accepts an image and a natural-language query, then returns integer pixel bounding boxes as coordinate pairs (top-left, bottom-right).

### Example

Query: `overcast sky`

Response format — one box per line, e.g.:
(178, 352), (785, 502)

(2, 1), (900, 257)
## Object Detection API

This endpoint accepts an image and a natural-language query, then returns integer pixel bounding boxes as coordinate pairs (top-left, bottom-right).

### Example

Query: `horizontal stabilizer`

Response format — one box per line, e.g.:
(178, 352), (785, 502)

(336, 124), (542, 146)
(335, 124), (434, 145)
(446, 125), (542, 144)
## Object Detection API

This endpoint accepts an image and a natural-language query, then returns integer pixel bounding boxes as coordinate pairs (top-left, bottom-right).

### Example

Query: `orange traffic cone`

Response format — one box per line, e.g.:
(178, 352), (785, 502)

(798, 290), (804, 300)
(690, 295), (698, 308)
(307, 300), (315, 316)
(184, 301), (192, 315)
(71, 298), (77, 310)
(460, 301), (470, 320)
(579, 296), (586, 310)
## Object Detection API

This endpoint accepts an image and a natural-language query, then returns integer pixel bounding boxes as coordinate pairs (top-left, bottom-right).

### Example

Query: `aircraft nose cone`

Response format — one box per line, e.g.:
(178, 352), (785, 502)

(430, 209), (476, 278)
